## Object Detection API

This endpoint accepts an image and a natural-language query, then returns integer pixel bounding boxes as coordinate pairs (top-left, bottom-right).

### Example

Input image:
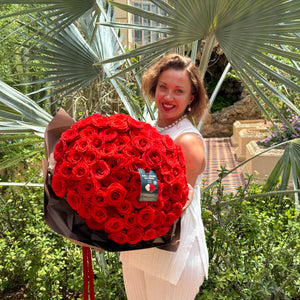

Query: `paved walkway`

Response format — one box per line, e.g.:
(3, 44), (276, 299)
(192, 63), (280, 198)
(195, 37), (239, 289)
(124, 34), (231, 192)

(201, 137), (245, 193)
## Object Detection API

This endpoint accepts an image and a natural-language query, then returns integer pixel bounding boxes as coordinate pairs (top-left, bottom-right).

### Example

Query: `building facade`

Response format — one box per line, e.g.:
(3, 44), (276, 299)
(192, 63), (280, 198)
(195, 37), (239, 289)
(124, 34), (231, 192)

(115, 0), (167, 47)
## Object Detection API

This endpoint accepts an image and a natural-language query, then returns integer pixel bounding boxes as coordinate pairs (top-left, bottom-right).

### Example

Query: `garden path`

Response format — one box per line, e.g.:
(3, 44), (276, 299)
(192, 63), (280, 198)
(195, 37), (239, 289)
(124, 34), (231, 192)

(201, 137), (245, 193)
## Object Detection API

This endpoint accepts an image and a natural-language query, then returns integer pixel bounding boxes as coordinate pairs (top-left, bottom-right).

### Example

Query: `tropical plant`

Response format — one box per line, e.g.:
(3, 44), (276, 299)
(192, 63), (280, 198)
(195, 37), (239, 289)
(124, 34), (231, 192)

(0, 1), (299, 196)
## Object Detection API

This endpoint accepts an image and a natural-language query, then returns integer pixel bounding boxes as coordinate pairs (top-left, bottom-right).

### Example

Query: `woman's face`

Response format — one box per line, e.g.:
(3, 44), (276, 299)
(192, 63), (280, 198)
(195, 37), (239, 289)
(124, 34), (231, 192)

(155, 68), (193, 127)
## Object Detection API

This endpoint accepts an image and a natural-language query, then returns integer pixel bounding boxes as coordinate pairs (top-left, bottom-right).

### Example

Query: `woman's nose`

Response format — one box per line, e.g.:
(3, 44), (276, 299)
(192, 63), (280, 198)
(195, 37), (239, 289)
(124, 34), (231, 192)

(165, 91), (173, 100)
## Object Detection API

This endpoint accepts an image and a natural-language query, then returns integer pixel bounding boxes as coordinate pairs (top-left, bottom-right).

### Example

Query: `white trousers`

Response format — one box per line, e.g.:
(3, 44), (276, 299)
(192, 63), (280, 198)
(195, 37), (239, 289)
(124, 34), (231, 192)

(122, 240), (205, 300)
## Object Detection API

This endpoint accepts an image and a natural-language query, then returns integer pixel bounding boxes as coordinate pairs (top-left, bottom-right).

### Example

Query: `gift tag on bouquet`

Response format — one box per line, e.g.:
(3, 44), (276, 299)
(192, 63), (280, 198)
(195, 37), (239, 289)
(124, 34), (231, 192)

(138, 169), (159, 202)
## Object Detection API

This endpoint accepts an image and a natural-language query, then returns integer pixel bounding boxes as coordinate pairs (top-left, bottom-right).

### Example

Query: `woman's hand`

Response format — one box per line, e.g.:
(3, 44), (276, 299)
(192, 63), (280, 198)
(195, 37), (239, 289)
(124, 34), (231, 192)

(182, 183), (194, 211)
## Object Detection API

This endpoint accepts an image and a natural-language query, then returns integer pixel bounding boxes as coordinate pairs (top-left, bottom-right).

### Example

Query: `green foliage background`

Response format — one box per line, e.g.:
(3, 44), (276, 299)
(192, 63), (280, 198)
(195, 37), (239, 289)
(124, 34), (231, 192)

(0, 156), (299, 299)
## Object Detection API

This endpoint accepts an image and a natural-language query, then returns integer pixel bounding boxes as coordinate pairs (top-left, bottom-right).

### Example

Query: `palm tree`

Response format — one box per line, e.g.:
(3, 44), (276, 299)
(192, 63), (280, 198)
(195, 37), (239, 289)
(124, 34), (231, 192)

(0, 0), (299, 203)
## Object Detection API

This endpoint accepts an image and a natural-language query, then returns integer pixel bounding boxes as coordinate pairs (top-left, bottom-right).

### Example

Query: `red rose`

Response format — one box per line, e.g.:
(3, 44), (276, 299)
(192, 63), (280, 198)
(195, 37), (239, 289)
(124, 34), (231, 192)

(98, 176), (113, 189)
(161, 135), (177, 152)
(91, 160), (110, 180)
(150, 199), (164, 211)
(123, 146), (140, 158)
(114, 135), (130, 150)
(67, 190), (82, 210)
(137, 207), (155, 228)
(143, 228), (158, 241)
(159, 161), (172, 175)
(104, 217), (124, 233)
(170, 182), (184, 201)
(72, 162), (90, 180)
(172, 202), (183, 218)
(127, 117), (145, 129)
(77, 179), (95, 197)
(106, 183), (127, 207)
(99, 143), (117, 157)
(124, 212), (138, 230)
(111, 169), (130, 186)
(159, 182), (170, 201)
(105, 154), (125, 171)
(79, 125), (97, 137)
(162, 173), (175, 184)
(127, 227), (144, 244)
(85, 217), (105, 230)
(164, 199), (173, 212)
(91, 134), (104, 148)
(101, 127), (117, 142)
(156, 227), (170, 237)
(143, 146), (166, 167)
(164, 212), (177, 227)
(90, 114), (108, 128)
(52, 174), (67, 198)
(132, 135), (152, 152)
(127, 159), (148, 173)
(58, 161), (73, 179)
(152, 211), (166, 228)
(75, 116), (92, 129)
(117, 200), (133, 215)
(66, 178), (77, 190)
(66, 149), (82, 164)
(176, 146), (186, 169)
(110, 114), (129, 131)
(78, 199), (93, 220)
(91, 206), (108, 223)
(171, 165), (181, 177)
(74, 137), (91, 152)
(131, 191), (147, 209)
(61, 128), (79, 143)
(109, 231), (128, 244)
(83, 148), (99, 165)
(54, 140), (67, 161)
(92, 190), (107, 207)
(129, 174), (141, 187)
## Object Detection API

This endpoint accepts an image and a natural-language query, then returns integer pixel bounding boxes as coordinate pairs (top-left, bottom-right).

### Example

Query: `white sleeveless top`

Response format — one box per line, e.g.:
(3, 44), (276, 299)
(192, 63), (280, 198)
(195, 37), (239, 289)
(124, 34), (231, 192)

(120, 118), (209, 285)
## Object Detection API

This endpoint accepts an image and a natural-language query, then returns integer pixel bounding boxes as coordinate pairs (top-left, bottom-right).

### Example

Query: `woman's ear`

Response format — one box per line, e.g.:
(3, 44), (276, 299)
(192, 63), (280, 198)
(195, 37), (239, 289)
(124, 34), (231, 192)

(189, 95), (194, 105)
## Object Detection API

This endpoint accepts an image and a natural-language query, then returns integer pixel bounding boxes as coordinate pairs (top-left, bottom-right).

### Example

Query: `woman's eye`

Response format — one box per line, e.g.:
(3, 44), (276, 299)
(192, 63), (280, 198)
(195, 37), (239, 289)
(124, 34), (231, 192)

(175, 89), (183, 94)
(160, 85), (167, 90)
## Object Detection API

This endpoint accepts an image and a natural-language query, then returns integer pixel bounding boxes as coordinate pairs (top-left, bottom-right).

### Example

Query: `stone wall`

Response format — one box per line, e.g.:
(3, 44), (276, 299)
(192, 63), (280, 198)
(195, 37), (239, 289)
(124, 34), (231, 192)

(201, 95), (262, 137)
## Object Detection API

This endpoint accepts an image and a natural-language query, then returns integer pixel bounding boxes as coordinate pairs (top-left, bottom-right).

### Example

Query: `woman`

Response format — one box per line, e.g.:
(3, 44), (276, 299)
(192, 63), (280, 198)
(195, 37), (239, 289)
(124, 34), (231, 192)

(120, 54), (209, 300)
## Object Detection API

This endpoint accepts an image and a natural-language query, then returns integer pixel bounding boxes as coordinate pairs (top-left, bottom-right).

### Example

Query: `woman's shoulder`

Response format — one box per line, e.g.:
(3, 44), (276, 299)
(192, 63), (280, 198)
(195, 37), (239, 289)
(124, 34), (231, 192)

(174, 118), (203, 140)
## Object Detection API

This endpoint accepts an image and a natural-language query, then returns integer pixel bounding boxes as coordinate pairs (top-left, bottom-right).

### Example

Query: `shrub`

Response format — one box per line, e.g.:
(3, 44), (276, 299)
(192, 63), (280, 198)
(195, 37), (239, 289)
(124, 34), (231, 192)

(199, 175), (300, 299)
(1, 157), (299, 299)
(0, 160), (125, 300)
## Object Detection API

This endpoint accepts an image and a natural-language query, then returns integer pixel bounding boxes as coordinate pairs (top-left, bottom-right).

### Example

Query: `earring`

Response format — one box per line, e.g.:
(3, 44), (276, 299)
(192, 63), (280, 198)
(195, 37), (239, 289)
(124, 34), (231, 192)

(187, 105), (191, 112)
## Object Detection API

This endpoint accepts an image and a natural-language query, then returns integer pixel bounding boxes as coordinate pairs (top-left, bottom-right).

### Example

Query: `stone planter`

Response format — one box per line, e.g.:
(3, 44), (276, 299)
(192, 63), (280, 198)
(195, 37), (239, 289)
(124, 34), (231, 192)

(243, 141), (292, 186)
(231, 119), (271, 147)
(235, 128), (270, 162)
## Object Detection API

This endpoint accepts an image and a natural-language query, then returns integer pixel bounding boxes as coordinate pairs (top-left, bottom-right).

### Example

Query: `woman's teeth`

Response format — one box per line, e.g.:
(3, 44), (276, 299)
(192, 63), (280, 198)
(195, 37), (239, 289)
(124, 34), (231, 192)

(162, 103), (175, 111)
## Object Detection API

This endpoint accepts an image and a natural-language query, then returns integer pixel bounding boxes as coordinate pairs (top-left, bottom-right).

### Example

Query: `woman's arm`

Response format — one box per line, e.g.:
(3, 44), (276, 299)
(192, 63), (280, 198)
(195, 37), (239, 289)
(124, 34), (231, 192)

(174, 133), (206, 187)
(174, 133), (206, 210)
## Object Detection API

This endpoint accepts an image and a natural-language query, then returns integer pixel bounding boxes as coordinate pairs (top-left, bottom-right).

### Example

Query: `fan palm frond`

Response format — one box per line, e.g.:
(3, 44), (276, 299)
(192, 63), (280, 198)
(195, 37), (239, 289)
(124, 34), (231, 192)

(104, 0), (300, 122)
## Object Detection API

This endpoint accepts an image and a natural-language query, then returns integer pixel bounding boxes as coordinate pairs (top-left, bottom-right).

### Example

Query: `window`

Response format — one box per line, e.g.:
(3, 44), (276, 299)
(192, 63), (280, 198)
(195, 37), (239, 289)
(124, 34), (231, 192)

(131, 0), (167, 46)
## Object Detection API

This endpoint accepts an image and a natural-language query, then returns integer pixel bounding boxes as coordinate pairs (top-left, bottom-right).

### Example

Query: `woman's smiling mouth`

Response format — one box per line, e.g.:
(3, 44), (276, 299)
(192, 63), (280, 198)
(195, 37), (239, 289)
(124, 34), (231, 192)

(162, 103), (175, 111)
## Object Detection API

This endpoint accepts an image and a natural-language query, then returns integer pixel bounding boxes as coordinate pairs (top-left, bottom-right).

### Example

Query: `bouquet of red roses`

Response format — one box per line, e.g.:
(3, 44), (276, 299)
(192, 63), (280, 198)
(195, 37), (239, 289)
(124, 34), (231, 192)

(44, 109), (188, 251)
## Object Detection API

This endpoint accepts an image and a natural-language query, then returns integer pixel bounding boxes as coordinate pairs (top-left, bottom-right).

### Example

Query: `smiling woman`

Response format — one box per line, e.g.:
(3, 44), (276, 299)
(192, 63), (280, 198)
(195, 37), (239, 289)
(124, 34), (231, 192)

(120, 54), (209, 300)
(154, 68), (193, 127)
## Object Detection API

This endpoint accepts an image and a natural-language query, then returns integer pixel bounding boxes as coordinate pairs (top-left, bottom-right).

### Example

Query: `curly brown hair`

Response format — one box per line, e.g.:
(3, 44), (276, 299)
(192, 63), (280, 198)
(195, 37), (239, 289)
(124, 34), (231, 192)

(142, 54), (208, 124)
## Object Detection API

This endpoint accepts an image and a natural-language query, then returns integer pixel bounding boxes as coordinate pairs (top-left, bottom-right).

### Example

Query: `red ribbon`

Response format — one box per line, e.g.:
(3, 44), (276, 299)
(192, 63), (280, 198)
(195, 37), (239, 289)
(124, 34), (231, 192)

(82, 246), (95, 300)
